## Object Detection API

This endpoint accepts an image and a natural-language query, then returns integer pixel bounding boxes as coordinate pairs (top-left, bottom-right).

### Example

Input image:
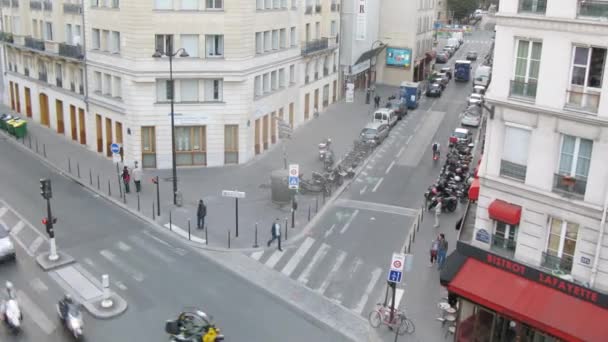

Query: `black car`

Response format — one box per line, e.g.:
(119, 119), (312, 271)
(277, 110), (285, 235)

(385, 96), (408, 119)
(426, 83), (442, 97)
(435, 52), (449, 64)
(466, 51), (478, 61)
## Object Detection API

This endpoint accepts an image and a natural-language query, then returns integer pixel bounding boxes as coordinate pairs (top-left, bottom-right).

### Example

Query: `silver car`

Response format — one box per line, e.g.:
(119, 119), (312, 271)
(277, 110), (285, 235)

(0, 224), (15, 261)
(461, 111), (481, 127)
(360, 122), (389, 146)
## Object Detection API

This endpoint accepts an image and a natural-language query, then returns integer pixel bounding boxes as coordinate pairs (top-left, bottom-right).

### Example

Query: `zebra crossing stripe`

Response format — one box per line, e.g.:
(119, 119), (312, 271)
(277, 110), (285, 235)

(265, 249), (286, 268)
(353, 268), (382, 315)
(251, 250), (264, 261)
(281, 237), (315, 277)
(316, 250), (347, 294)
(297, 243), (330, 285)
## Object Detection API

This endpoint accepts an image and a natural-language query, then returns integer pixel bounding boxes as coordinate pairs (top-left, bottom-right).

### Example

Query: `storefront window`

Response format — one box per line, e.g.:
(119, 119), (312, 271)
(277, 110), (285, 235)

(175, 126), (206, 166)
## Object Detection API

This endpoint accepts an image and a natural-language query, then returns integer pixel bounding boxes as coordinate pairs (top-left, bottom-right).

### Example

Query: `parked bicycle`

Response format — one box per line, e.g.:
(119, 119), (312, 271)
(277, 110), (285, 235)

(368, 303), (415, 335)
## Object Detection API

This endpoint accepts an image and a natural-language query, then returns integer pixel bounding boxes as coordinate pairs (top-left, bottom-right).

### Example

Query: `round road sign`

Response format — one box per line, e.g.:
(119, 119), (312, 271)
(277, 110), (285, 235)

(393, 260), (402, 269)
(290, 169), (298, 176)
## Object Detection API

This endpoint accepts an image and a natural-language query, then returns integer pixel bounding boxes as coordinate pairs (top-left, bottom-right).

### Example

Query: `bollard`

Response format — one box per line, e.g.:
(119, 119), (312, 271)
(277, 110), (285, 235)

(253, 222), (259, 248)
(308, 205), (311, 222)
(420, 206), (424, 223)
(169, 211), (172, 231)
(152, 202), (156, 220)
(28, 135), (31, 148)
(137, 194), (140, 211)
(188, 219), (191, 241)
(205, 226), (208, 245)
(228, 230), (231, 248)
(123, 190), (127, 204)
(77, 163), (80, 178)
(97, 175), (100, 190)
(116, 162), (119, 174)
(412, 224), (416, 242)
(35, 138), (38, 153)
(89, 169), (92, 185)
(117, 174), (122, 197)
(284, 218), (288, 240)
(100, 274), (113, 309)
(108, 180), (112, 196)
(43, 144), (46, 158)
(316, 197), (319, 213)
(323, 190), (326, 204)
(68, 158), (72, 173)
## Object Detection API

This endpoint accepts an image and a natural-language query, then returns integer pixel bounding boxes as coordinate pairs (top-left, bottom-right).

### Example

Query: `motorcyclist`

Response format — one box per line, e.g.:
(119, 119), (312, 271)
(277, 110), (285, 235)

(432, 142), (440, 159)
(58, 293), (73, 319)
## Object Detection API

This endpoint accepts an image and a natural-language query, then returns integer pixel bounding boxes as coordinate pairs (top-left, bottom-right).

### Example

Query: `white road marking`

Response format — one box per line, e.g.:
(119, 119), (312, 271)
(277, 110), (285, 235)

(127, 235), (175, 264)
(83, 257), (95, 267)
(340, 209), (360, 234)
(142, 230), (188, 256)
(353, 267), (383, 315)
(281, 237), (315, 276)
(28, 236), (44, 254)
(359, 185), (368, 195)
(406, 136), (413, 144)
(30, 277), (49, 294)
(17, 290), (56, 335)
(324, 224), (337, 239)
(0, 207), (6, 218)
(264, 249), (286, 268)
(116, 241), (132, 252)
(317, 251), (347, 294)
(115, 281), (128, 291)
(385, 160), (395, 174)
(250, 250), (264, 261)
(10, 221), (24, 235)
(335, 199), (419, 217)
(100, 249), (145, 282)
(372, 177), (384, 192)
(297, 243), (330, 285)
(396, 146), (405, 157)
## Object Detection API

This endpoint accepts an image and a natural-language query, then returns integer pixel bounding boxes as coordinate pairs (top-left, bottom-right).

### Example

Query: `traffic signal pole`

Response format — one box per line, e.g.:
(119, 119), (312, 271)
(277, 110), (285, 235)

(45, 197), (58, 261)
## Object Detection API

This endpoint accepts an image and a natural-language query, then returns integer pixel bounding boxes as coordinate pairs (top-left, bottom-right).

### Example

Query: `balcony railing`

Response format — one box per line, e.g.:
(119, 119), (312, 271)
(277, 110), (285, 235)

(509, 80), (537, 99)
(315, 4), (321, 12)
(24, 68), (29, 77)
(42, 0), (51, 11)
(553, 173), (587, 197)
(578, 0), (608, 18)
(565, 89), (600, 114)
(59, 43), (84, 59)
(500, 160), (527, 182)
(63, 2), (82, 14)
(305, 5), (312, 14)
(0, 32), (14, 43)
(38, 72), (47, 82)
(330, 3), (339, 11)
(24, 36), (45, 51)
(541, 251), (573, 274)
(56, 78), (62, 88)
(518, 0), (546, 14)
(491, 234), (516, 258)
(301, 37), (329, 55)
(29, 0), (41, 10)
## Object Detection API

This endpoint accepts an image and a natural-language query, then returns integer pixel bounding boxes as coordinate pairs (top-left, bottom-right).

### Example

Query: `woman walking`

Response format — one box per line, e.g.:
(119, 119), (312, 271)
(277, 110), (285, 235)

(122, 166), (131, 194)
(430, 236), (440, 267)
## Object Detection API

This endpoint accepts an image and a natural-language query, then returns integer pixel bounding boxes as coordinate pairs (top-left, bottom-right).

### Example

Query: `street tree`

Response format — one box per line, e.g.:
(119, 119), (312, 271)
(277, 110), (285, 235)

(447, 0), (479, 20)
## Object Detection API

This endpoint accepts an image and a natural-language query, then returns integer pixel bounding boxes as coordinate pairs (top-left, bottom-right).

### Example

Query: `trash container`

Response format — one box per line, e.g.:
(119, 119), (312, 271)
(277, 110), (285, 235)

(6, 118), (17, 136)
(13, 120), (26, 139)
(0, 114), (13, 131)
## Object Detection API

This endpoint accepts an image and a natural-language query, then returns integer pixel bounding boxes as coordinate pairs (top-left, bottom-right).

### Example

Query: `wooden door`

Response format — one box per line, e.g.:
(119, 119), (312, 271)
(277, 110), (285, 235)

(289, 102), (294, 128)
(141, 126), (157, 168)
(78, 108), (86, 145)
(314, 88), (319, 110)
(105, 118), (113, 157)
(55, 100), (64, 134)
(333, 80), (337, 103)
(39, 93), (50, 127)
(25, 88), (32, 117)
(70, 105), (77, 141)
(262, 114), (269, 150)
(14, 84), (20, 113)
(254, 118), (260, 155)
(96, 114), (103, 152)
(270, 111), (276, 144)
(115, 121), (123, 160)
(9, 81), (14, 110)
(304, 93), (310, 120)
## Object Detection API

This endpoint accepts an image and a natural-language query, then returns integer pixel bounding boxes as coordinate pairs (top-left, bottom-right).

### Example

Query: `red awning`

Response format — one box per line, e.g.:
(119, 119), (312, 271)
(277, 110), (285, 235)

(468, 178), (479, 201)
(448, 258), (608, 342)
(488, 199), (521, 225)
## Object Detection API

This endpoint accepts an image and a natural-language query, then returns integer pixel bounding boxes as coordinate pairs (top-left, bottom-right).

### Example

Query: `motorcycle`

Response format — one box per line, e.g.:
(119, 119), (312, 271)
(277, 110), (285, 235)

(318, 138), (332, 160)
(432, 150), (440, 162)
(57, 300), (84, 340)
(166, 310), (225, 342)
(323, 149), (334, 172)
(1, 297), (22, 333)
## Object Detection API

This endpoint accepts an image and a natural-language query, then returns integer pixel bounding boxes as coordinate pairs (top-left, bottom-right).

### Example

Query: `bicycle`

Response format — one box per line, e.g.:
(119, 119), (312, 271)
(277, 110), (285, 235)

(368, 303), (415, 335)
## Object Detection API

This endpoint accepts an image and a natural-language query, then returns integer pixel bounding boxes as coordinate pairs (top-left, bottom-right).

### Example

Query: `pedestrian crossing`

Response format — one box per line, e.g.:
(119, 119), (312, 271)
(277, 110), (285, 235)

(247, 236), (385, 316)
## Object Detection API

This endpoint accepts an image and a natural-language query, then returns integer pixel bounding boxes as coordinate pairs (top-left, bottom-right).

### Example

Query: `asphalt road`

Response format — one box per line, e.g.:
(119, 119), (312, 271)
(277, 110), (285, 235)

(0, 135), (348, 341)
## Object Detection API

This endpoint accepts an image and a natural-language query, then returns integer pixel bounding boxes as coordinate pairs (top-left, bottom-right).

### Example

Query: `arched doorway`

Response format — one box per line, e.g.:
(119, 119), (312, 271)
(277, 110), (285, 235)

(39, 93), (50, 127)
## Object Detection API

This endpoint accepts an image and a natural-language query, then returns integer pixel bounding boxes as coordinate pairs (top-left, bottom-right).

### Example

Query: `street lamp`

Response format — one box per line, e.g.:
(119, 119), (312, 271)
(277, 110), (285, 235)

(152, 47), (189, 205)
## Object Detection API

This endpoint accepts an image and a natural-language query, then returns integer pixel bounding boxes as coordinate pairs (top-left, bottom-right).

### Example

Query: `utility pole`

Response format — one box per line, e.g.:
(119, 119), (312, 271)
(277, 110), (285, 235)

(40, 179), (58, 261)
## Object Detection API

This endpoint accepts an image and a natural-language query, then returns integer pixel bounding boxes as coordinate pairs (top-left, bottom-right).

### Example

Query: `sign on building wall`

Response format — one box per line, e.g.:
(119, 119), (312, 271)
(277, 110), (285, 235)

(386, 47), (412, 68)
(345, 83), (355, 103)
(356, 0), (367, 41)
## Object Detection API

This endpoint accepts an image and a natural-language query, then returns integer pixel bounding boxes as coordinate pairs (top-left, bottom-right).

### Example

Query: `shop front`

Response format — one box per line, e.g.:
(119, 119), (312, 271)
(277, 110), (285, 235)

(441, 242), (608, 342)
(346, 59), (371, 90)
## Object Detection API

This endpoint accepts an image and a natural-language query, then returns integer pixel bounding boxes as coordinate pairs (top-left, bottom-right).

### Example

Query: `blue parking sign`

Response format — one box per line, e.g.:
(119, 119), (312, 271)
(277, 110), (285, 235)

(388, 270), (402, 283)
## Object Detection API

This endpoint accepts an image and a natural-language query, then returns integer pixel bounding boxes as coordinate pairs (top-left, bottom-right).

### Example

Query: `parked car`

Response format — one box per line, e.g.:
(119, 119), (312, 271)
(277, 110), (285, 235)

(0, 223), (16, 262)
(464, 104), (482, 116)
(436, 52), (449, 64)
(426, 83), (443, 97)
(467, 93), (484, 106)
(385, 96), (408, 120)
(360, 122), (389, 145)
(373, 108), (398, 128)
(466, 51), (478, 61)
(461, 111), (481, 127)
(440, 67), (452, 80)
(438, 72), (450, 84)
(442, 47), (455, 57)
(450, 128), (472, 145)
(473, 85), (486, 95)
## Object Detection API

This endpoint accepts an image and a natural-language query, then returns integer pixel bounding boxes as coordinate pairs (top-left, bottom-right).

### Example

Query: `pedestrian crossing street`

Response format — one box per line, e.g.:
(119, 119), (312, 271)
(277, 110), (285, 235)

(248, 236), (385, 317)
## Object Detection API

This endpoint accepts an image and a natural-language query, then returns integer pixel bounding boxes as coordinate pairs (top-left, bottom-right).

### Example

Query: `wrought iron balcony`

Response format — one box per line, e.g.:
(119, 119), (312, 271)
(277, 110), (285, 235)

(499, 160), (526, 182)
(565, 89), (600, 114)
(509, 79), (537, 99)
(63, 2), (82, 14)
(541, 251), (573, 274)
(30, 0), (41, 10)
(578, 0), (608, 18)
(301, 37), (330, 55)
(518, 0), (546, 14)
(305, 5), (312, 14)
(491, 234), (516, 258)
(59, 43), (83, 59)
(24, 36), (45, 51)
(315, 4), (321, 12)
(330, 3), (339, 11)
(553, 173), (587, 197)
(0, 32), (14, 43)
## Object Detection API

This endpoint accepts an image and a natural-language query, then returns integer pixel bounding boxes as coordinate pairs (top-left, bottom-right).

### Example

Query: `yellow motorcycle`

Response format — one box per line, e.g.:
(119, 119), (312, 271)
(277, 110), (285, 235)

(165, 309), (225, 342)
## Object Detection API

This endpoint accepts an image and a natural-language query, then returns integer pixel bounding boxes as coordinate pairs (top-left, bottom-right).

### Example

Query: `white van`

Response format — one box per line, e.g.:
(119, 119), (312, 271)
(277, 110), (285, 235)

(373, 108), (398, 128)
(452, 32), (464, 45)
(474, 65), (492, 88)
(447, 38), (460, 50)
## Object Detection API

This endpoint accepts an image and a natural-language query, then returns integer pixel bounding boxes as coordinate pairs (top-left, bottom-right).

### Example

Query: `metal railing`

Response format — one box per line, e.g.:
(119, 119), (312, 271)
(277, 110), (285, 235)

(0, 31), (14, 43)
(518, 0), (546, 14)
(499, 160), (526, 182)
(565, 89), (600, 114)
(330, 3), (339, 11)
(38, 72), (47, 82)
(63, 2), (82, 14)
(305, 5), (312, 14)
(553, 173), (587, 197)
(29, 0), (41, 10)
(491, 234), (516, 257)
(509, 80), (537, 99)
(24, 36), (45, 51)
(301, 37), (329, 55)
(59, 43), (83, 59)
(541, 251), (573, 273)
(578, 0), (608, 18)
(315, 4), (321, 12)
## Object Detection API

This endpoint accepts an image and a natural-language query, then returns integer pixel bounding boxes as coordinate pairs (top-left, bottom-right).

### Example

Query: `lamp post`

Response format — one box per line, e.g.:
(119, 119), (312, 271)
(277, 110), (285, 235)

(152, 47), (189, 205)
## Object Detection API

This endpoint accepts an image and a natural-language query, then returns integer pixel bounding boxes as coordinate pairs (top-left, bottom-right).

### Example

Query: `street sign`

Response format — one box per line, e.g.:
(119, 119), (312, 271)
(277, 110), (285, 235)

(110, 143), (121, 154)
(221, 190), (246, 198)
(388, 253), (406, 284)
(288, 164), (299, 190)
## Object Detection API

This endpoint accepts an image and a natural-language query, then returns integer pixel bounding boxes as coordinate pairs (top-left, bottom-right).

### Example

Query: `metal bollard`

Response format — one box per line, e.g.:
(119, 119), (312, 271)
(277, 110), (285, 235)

(123, 190), (127, 204)
(89, 169), (93, 185)
(77, 163), (80, 178)
(228, 230), (231, 248)
(137, 194), (140, 211)
(322, 190), (326, 204)
(100, 274), (113, 309)
(169, 211), (172, 231)
(68, 158), (72, 173)
(35, 138), (38, 153)
(205, 226), (208, 245)
(308, 205), (311, 222)
(253, 222), (259, 248)
(152, 202), (156, 220)
(117, 174), (122, 197)
(412, 225), (416, 242)
(284, 218), (288, 240)
(43, 144), (46, 158)
(108, 180), (112, 196)
(97, 175), (100, 190)
(28, 135), (31, 148)
(188, 220), (191, 241)
(316, 197), (319, 213)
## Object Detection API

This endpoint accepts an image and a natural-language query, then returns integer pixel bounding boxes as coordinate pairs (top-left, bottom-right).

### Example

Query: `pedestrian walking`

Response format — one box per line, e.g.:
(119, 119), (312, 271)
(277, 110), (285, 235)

(196, 200), (207, 229)
(267, 218), (282, 251)
(132, 161), (142, 193)
(374, 95), (381, 108)
(434, 198), (442, 228)
(437, 233), (448, 269)
(122, 166), (131, 194)
(430, 236), (440, 267)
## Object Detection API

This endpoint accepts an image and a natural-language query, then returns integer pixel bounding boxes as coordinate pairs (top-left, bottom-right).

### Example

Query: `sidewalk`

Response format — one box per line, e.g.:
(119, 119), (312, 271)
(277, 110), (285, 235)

(0, 85), (401, 250)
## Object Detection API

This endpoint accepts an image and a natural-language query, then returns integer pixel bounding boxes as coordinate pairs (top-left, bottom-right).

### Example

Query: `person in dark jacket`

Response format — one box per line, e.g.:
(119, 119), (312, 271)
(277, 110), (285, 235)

(267, 218), (282, 251)
(122, 166), (131, 193)
(197, 200), (207, 229)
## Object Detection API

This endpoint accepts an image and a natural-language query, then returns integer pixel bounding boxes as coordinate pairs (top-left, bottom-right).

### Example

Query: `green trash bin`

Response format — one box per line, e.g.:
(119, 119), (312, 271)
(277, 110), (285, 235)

(6, 118), (17, 136)
(13, 120), (26, 139)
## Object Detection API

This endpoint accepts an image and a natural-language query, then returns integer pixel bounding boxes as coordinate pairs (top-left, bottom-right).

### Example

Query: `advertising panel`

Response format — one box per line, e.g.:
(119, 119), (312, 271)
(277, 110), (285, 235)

(386, 47), (412, 68)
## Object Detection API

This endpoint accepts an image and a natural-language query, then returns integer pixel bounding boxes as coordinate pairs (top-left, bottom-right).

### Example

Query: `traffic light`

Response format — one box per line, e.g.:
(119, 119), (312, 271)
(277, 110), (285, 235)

(40, 178), (52, 199)
(42, 217), (56, 237)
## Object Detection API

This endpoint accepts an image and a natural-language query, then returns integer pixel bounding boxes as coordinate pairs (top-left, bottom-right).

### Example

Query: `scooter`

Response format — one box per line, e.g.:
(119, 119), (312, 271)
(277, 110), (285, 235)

(1, 298), (23, 333)
(57, 301), (84, 340)
(318, 138), (331, 160)
(323, 149), (334, 172)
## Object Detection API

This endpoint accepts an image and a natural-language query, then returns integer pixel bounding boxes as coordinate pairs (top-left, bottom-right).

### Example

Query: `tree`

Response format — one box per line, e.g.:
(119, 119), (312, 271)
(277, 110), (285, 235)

(447, 0), (479, 20)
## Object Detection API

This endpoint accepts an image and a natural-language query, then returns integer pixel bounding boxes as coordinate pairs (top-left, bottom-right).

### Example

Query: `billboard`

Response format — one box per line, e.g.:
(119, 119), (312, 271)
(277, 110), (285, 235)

(386, 47), (412, 68)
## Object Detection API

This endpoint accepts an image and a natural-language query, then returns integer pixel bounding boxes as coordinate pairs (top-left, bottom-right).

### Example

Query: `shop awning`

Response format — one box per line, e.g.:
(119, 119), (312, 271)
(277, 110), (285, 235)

(448, 258), (608, 342)
(488, 199), (521, 225)
(354, 45), (387, 65)
(425, 50), (436, 62)
(468, 178), (479, 201)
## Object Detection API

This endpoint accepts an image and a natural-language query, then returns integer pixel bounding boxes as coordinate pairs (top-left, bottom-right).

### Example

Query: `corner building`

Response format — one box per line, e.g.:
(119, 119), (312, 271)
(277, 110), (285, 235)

(1, 0), (340, 168)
